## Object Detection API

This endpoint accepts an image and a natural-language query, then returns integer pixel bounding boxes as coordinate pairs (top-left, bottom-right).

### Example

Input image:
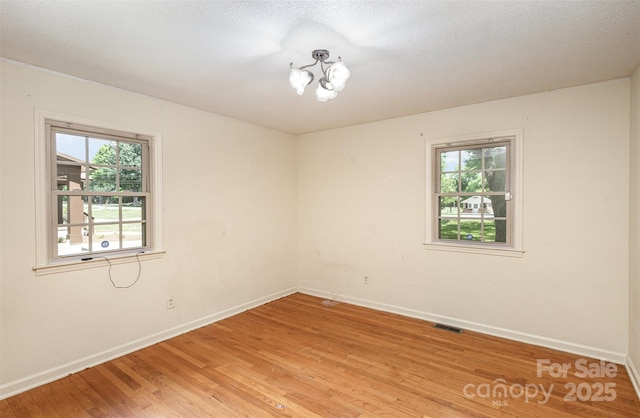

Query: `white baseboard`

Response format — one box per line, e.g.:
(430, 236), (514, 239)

(298, 287), (628, 365)
(627, 356), (640, 401)
(0, 287), (297, 400)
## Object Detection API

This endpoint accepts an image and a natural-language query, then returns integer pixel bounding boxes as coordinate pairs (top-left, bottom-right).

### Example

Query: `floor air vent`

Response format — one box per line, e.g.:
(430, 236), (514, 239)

(434, 323), (464, 334)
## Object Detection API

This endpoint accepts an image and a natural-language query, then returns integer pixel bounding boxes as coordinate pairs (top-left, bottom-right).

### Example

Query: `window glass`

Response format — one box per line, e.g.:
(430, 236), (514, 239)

(56, 133), (86, 162)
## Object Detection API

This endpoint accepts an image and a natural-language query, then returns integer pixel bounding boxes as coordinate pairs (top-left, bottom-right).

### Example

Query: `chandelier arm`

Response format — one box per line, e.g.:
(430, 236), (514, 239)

(319, 60), (335, 79)
(298, 59), (320, 71)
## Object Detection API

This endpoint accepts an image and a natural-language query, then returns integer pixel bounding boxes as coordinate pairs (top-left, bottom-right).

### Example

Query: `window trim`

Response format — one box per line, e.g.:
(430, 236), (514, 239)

(34, 109), (164, 273)
(423, 129), (524, 257)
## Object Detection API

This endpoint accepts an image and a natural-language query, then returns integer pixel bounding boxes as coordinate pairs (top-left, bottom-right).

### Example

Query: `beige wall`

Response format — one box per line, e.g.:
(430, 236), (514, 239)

(630, 65), (640, 380)
(0, 60), (297, 392)
(297, 79), (631, 357)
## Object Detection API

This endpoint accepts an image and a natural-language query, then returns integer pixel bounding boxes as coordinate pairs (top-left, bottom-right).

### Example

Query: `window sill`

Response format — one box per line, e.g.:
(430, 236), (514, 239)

(423, 242), (524, 258)
(33, 251), (165, 276)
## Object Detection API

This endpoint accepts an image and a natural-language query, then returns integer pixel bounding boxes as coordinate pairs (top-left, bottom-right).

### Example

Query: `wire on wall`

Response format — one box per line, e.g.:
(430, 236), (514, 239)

(105, 252), (143, 289)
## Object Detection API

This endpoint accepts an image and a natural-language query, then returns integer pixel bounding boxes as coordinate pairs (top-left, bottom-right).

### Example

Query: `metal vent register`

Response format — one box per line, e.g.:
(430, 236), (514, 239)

(434, 323), (464, 334)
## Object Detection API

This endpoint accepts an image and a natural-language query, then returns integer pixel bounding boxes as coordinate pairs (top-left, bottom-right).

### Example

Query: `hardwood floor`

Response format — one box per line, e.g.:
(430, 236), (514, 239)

(1, 293), (639, 417)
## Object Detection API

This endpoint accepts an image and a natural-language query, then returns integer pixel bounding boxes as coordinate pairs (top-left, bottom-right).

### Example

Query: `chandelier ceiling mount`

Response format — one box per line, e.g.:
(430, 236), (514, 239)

(311, 49), (330, 62)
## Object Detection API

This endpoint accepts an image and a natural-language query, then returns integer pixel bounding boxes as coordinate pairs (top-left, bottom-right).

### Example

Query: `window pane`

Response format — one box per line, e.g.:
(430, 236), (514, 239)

(89, 167), (116, 192)
(440, 150), (459, 172)
(57, 195), (68, 224)
(123, 223), (144, 249)
(120, 168), (142, 192)
(56, 162), (85, 191)
(461, 196), (481, 212)
(439, 218), (458, 240)
(119, 142), (142, 167)
(93, 224), (121, 252)
(122, 196), (144, 221)
(89, 138), (115, 165)
(483, 220), (496, 242)
(57, 194), (88, 226)
(493, 219), (507, 243)
(439, 196), (459, 216)
(461, 149), (482, 171)
(490, 194), (507, 218)
(459, 219), (482, 241)
(56, 133), (86, 162)
(461, 171), (482, 193)
(57, 226), (89, 256)
(91, 196), (120, 222)
(484, 146), (506, 169)
(440, 172), (459, 193)
(485, 169), (506, 192)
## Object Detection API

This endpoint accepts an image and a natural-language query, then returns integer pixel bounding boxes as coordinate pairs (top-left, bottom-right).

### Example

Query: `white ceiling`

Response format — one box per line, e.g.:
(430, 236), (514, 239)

(1, 1), (639, 134)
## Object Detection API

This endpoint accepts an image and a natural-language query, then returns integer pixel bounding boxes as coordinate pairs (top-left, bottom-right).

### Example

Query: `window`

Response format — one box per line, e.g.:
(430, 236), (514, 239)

(436, 141), (510, 244)
(34, 111), (164, 271)
(49, 120), (151, 259)
(425, 130), (523, 256)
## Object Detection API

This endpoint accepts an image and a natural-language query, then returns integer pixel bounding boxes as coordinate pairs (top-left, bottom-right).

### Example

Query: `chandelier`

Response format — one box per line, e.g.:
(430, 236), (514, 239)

(289, 49), (351, 102)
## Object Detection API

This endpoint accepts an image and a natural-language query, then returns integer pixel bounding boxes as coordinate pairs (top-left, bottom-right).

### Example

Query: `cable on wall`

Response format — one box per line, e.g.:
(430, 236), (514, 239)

(105, 252), (143, 289)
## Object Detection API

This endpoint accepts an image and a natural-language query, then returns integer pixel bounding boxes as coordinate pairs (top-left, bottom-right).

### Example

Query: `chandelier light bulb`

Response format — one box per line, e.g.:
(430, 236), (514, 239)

(289, 49), (349, 101)
(289, 68), (313, 95)
(327, 61), (350, 92)
(316, 82), (337, 102)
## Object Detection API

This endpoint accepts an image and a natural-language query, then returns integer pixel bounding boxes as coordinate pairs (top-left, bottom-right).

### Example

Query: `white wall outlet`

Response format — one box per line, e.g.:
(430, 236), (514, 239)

(167, 297), (175, 309)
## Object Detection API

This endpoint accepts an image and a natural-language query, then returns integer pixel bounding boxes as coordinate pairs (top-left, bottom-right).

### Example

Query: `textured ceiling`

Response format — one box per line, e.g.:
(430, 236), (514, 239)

(1, 1), (639, 134)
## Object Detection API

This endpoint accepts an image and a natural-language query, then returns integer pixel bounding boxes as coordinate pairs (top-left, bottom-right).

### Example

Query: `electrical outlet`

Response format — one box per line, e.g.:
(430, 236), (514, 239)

(167, 297), (175, 309)
(364, 276), (369, 284)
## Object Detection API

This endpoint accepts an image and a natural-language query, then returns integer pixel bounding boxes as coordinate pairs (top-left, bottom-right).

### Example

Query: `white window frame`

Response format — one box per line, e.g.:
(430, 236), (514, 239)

(34, 110), (164, 274)
(424, 129), (524, 257)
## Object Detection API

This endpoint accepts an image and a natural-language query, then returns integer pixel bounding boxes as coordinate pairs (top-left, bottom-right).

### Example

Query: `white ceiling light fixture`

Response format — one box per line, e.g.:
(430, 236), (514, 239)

(289, 49), (351, 102)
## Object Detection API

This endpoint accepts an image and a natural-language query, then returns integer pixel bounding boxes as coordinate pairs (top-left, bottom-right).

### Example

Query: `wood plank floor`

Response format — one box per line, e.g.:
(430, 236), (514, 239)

(1, 293), (639, 417)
